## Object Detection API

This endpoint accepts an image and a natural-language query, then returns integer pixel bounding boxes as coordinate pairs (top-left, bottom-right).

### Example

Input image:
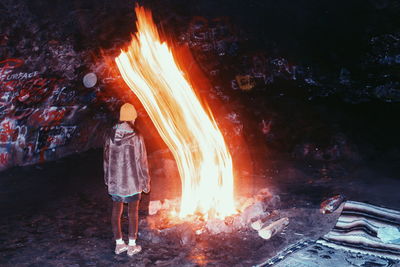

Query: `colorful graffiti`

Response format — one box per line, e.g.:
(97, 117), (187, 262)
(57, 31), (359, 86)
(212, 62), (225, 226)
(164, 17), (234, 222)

(0, 152), (8, 165)
(0, 57), (91, 170)
(235, 75), (256, 91)
(27, 106), (82, 127)
(1, 59), (60, 116)
(36, 126), (77, 152)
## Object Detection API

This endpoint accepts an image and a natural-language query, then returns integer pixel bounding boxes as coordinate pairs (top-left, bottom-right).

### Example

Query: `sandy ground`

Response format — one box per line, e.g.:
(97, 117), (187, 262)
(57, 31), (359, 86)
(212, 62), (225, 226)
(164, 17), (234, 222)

(0, 149), (399, 266)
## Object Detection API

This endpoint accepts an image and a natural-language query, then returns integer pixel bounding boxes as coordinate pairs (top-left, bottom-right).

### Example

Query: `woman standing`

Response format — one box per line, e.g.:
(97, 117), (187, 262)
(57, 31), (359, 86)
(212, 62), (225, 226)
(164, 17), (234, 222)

(104, 103), (150, 256)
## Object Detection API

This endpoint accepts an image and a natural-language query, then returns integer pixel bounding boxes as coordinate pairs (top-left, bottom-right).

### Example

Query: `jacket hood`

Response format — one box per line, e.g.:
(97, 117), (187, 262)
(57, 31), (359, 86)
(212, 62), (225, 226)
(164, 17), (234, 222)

(111, 122), (136, 143)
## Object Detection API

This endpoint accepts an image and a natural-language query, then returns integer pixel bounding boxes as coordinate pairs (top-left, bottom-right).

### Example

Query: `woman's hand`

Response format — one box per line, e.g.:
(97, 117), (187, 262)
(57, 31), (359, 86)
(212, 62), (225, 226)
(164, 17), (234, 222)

(143, 186), (150, 194)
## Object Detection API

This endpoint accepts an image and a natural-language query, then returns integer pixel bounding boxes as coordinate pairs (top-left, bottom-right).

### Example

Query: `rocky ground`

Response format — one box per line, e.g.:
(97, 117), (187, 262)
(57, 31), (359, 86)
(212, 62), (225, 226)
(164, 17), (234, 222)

(0, 148), (400, 266)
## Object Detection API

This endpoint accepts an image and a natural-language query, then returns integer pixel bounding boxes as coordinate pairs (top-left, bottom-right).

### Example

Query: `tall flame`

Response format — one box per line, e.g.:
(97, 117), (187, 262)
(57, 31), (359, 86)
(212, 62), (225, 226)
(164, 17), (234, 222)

(115, 6), (235, 219)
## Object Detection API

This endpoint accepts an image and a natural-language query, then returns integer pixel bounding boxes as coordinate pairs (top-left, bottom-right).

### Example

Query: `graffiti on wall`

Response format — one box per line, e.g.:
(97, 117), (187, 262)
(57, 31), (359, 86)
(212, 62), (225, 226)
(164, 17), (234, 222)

(179, 17), (318, 92)
(28, 106), (82, 127)
(0, 58), (86, 170)
(36, 126), (77, 152)
(0, 59), (60, 108)
(0, 152), (8, 165)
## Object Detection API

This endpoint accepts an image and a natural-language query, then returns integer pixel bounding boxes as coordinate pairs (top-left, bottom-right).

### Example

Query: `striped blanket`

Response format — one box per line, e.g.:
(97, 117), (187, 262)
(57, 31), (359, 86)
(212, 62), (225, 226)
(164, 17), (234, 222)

(317, 201), (400, 260)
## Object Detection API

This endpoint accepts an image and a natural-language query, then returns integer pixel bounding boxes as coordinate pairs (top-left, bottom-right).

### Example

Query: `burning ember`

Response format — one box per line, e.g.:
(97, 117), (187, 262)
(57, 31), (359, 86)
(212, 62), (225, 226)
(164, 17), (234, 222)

(115, 6), (235, 219)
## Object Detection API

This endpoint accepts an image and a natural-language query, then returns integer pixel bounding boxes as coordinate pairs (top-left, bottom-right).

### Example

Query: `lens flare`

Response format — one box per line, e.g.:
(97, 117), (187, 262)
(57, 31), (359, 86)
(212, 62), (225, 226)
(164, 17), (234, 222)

(115, 6), (235, 219)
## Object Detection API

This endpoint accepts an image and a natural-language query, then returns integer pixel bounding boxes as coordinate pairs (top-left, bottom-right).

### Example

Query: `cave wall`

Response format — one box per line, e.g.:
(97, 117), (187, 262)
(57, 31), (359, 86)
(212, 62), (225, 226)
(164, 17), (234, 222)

(148, 0), (400, 162)
(0, 0), (132, 171)
(1, 0), (399, 171)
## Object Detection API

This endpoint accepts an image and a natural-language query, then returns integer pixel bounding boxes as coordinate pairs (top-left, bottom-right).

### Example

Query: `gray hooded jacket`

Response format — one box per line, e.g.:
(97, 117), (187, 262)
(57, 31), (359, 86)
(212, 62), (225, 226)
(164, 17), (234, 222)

(104, 122), (150, 197)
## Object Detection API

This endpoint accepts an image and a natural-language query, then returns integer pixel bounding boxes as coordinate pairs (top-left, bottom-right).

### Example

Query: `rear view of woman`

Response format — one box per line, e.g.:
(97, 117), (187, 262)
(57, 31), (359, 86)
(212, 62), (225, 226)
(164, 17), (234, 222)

(103, 103), (150, 256)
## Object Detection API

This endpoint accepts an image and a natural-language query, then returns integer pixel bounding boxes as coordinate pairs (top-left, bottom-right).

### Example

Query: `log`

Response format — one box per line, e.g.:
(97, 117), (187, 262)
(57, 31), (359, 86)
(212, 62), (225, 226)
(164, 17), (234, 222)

(257, 217), (289, 240)
(250, 210), (279, 230)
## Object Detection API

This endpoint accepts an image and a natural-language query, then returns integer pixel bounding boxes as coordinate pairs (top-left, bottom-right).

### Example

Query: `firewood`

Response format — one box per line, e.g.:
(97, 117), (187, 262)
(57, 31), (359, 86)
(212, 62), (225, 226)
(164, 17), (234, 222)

(257, 217), (289, 240)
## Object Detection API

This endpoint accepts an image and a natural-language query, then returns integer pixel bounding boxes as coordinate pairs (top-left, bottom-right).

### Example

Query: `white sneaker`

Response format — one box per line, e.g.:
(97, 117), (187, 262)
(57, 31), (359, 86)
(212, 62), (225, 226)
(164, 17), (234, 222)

(115, 243), (128, 255)
(127, 245), (142, 256)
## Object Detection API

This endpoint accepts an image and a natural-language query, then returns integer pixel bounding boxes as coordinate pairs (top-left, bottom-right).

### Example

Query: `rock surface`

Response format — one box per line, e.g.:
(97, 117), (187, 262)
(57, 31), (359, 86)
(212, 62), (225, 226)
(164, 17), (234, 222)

(1, 149), (400, 266)
(1, 0), (400, 171)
